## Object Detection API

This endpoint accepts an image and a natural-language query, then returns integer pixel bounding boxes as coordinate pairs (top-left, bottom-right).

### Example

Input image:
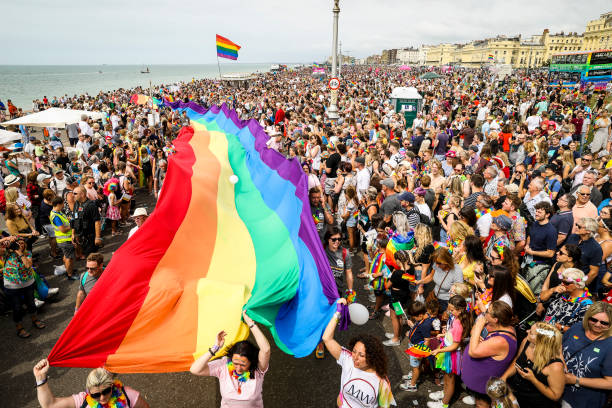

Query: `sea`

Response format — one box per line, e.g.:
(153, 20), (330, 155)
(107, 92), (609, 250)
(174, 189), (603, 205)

(0, 63), (274, 109)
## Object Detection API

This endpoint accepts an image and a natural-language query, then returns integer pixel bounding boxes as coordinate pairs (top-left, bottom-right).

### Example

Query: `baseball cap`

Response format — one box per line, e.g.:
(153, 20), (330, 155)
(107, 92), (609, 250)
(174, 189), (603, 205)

(36, 174), (52, 184)
(493, 215), (512, 231)
(381, 178), (395, 188)
(398, 191), (415, 203)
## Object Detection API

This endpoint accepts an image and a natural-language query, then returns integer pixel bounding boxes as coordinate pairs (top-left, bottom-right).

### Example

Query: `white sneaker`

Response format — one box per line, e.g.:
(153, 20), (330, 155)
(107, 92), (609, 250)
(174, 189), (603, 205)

(368, 294), (376, 303)
(382, 339), (400, 346)
(462, 395), (475, 405)
(402, 372), (413, 380)
(427, 401), (447, 408)
(429, 390), (444, 400)
(385, 332), (395, 339)
(47, 287), (59, 297)
(53, 265), (66, 276)
(34, 299), (45, 308)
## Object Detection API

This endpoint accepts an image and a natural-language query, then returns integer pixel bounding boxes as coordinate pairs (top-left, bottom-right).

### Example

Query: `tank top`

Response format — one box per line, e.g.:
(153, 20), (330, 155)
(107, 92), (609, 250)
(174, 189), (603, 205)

(507, 348), (562, 408)
(461, 330), (518, 394)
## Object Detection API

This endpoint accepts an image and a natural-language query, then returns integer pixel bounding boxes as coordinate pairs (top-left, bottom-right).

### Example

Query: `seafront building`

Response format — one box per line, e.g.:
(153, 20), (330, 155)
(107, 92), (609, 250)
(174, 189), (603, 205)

(363, 11), (610, 68)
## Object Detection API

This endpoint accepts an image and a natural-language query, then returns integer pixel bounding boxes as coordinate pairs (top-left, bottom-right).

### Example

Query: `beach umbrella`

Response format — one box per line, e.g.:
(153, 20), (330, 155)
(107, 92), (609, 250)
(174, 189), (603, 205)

(398, 65), (411, 71)
(419, 72), (442, 80)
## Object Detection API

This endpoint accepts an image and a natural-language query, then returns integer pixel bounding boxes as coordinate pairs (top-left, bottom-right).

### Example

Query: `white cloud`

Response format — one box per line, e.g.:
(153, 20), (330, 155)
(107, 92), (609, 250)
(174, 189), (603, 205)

(0, 0), (609, 64)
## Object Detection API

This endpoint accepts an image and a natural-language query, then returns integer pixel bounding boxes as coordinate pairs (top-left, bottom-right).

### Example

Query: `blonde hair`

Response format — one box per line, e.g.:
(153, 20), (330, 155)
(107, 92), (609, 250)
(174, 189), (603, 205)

(562, 150), (575, 168)
(583, 301), (612, 338)
(4, 187), (19, 204)
(449, 220), (473, 242)
(449, 177), (464, 196)
(86, 368), (115, 391)
(530, 322), (562, 372)
(413, 224), (433, 260)
(448, 194), (462, 209)
(450, 282), (471, 298)
(560, 267), (587, 289)
(393, 212), (410, 236)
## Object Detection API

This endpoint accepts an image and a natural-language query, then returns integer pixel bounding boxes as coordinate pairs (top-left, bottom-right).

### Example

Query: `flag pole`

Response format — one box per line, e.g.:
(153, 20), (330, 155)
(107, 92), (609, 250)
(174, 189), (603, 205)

(216, 54), (222, 80)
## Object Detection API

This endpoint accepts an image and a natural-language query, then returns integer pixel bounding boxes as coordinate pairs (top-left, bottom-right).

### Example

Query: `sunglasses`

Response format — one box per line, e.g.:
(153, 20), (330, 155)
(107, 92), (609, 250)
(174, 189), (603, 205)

(589, 317), (611, 327)
(578, 192), (591, 196)
(329, 237), (342, 242)
(89, 386), (113, 399)
(561, 280), (575, 286)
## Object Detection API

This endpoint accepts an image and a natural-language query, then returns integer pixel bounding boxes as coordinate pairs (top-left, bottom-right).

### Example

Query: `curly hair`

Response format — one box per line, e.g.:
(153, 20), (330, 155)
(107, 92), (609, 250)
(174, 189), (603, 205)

(347, 334), (388, 379)
(225, 340), (259, 377)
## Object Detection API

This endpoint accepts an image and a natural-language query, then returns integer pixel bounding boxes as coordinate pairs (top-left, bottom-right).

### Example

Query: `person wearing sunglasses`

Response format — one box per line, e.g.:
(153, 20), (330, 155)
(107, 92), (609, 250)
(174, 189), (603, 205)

(561, 301), (612, 408)
(543, 268), (593, 334)
(33, 359), (150, 408)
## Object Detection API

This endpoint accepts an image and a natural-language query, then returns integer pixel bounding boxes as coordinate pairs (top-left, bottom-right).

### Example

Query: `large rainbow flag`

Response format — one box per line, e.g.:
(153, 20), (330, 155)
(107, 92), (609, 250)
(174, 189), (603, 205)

(216, 34), (241, 61)
(47, 102), (338, 373)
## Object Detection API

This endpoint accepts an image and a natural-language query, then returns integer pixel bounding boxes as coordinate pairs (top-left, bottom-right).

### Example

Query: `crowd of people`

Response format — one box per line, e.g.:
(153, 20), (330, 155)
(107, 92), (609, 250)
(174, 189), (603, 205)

(1, 64), (612, 408)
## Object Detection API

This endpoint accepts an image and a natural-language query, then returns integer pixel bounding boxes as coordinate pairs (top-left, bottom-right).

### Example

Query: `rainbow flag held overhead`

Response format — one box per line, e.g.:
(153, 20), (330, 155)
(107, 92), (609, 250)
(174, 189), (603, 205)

(385, 231), (415, 269)
(216, 34), (241, 60)
(129, 94), (162, 106)
(488, 54), (495, 61)
(47, 102), (339, 373)
(313, 63), (321, 68)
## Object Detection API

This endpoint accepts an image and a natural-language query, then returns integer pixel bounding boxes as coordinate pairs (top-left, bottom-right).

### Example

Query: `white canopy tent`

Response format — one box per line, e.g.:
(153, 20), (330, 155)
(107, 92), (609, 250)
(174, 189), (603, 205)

(0, 129), (23, 146)
(0, 108), (105, 129)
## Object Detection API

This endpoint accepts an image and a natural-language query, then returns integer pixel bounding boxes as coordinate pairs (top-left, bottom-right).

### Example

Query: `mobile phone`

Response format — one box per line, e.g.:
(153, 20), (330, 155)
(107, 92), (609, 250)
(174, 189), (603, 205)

(515, 363), (525, 371)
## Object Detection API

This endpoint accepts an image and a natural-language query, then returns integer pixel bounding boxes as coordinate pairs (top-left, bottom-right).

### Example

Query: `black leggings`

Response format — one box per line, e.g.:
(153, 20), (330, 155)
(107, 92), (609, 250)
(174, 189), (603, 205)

(5, 283), (36, 323)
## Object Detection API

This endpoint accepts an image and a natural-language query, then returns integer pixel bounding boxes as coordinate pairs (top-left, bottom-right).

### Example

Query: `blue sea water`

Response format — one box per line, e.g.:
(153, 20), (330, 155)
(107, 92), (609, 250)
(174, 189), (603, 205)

(0, 64), (273, 109)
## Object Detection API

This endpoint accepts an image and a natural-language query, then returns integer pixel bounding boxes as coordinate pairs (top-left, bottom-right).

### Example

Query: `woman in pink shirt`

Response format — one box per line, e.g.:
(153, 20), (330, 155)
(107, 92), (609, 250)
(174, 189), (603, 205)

(32, 358), (150, 408)
(190, 310), (271, 407)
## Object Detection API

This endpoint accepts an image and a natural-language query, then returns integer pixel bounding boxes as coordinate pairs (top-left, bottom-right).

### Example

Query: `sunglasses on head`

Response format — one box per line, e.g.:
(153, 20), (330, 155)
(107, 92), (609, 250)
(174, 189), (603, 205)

(89, 386), (113, 399)
(589, 317), (610, 327)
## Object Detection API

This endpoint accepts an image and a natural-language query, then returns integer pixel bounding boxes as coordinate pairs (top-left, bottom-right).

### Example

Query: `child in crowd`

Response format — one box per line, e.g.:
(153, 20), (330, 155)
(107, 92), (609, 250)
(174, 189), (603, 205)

(368, 234), (391, 320)
(383, 250), (413, 346)
(486, 377), (519, 408)
(400, 301), (437, 392)
(429, 295), (473, 408)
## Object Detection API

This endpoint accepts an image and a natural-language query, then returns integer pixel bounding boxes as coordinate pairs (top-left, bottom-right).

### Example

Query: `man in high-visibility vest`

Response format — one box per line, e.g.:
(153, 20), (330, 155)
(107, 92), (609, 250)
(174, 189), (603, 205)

(49, 196), (76, 280)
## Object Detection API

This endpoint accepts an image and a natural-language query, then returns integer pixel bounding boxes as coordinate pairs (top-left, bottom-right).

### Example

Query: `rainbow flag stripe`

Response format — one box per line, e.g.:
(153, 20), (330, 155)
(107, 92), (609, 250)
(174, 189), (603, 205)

(47, 102), (338, 373)
(405, 342), (432, 358)
(385, 231), (414, 269)
(216, 34), (241, 60)
(129, 94), (161, 106)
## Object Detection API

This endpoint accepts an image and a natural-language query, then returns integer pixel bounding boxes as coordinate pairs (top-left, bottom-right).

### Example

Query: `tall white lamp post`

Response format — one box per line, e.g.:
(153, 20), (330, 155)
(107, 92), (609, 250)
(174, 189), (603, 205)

(327, 0), (340, 121)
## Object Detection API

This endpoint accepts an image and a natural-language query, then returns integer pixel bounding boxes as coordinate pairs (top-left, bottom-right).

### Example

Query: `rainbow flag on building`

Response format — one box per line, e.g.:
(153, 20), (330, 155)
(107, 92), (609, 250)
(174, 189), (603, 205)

(47, 102), (339, 372)
(216, 34), (241, 60)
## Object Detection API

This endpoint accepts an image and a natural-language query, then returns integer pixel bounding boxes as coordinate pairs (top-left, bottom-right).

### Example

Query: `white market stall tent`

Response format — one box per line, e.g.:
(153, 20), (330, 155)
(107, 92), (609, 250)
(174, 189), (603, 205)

(0, 129), (23, 146)
(0, 108), (105, 129)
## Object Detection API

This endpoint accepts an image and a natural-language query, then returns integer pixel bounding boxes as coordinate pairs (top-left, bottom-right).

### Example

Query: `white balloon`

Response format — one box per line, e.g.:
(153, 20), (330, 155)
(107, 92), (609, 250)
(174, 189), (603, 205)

(229, 175), (239, 184)
(348, 303), (369, 326)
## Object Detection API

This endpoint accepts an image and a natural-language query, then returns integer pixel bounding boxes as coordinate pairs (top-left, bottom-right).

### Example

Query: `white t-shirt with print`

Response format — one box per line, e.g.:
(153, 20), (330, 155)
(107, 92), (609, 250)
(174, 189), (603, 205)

(337, 349), (382, 408)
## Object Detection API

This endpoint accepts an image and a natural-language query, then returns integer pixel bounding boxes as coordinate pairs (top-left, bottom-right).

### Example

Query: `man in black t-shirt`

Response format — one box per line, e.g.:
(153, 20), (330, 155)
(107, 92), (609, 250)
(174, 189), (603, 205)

(73, 186), (102, 256)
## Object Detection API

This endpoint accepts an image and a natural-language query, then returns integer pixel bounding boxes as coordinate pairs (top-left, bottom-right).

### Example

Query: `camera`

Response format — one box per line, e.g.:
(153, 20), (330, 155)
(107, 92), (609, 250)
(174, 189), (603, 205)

(8, 239), (23, 251)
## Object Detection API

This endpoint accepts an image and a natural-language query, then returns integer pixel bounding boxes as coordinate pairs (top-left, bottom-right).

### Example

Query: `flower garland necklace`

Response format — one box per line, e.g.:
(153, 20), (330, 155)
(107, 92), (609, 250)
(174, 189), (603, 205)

(227, 361), (250, 394)
(562, 287), (591, 304)
(85, 380), (127, 408)
(475, 207), (492, 220)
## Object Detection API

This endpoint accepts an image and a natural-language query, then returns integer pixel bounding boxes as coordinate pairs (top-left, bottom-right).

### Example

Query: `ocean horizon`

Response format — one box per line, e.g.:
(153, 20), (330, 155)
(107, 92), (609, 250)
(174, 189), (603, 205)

(0, 63), (297, 109)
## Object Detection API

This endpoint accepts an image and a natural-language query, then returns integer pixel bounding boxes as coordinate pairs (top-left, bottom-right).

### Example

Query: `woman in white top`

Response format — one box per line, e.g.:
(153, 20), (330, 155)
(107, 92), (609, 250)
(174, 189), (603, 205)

(322, 299), (396, 408)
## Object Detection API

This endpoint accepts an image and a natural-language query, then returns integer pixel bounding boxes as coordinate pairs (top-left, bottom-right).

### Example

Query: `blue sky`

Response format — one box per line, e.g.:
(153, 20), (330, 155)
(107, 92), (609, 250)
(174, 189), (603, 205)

(1, 0), (610, 64)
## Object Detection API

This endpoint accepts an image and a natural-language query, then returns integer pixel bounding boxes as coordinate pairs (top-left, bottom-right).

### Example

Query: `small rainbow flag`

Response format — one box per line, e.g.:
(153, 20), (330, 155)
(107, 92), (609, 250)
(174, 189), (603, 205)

(488, 54), (494, 61)
(405, 342), (432, 358)
(385, 231), (414, 269)
(216, 34), (241, 60)
(313, 63), (321, 68)
(351, 209), (359, 219)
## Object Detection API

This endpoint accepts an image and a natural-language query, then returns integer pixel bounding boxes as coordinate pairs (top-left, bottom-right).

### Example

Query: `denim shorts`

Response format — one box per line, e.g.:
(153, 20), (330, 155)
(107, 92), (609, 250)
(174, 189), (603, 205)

(408, 343), (422, 368)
